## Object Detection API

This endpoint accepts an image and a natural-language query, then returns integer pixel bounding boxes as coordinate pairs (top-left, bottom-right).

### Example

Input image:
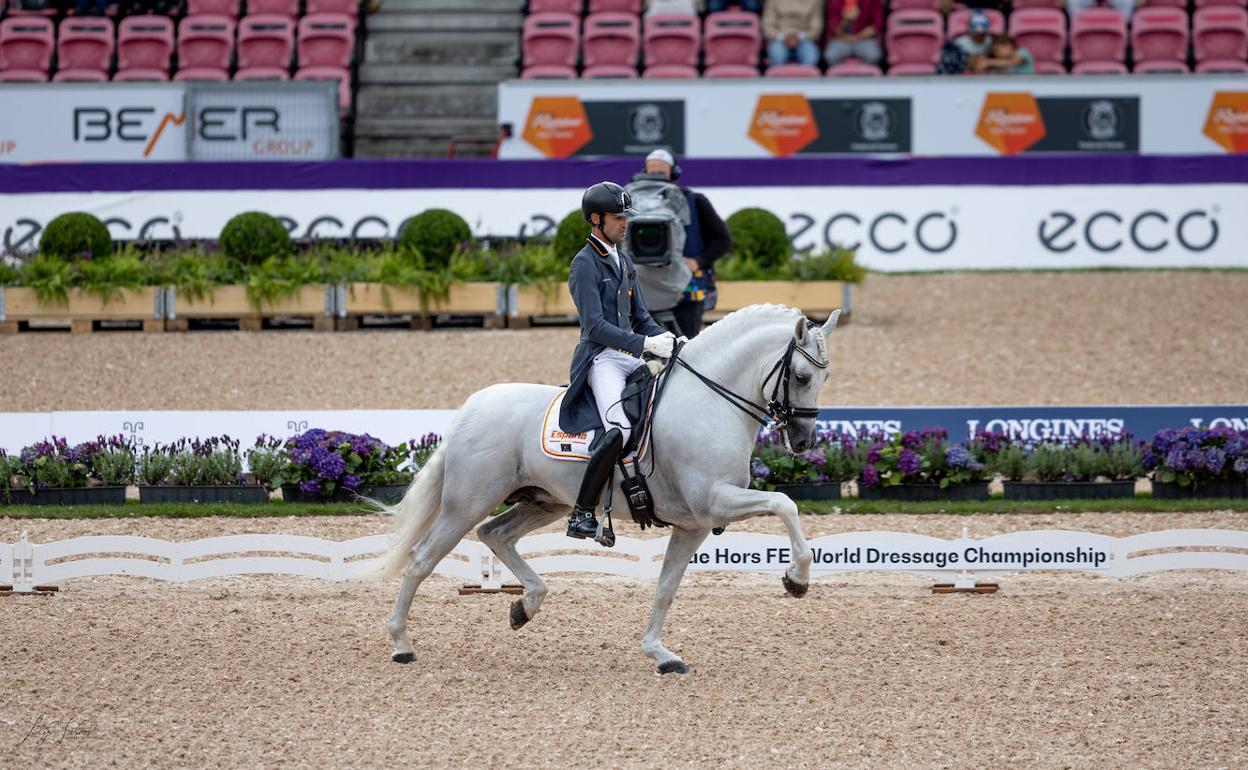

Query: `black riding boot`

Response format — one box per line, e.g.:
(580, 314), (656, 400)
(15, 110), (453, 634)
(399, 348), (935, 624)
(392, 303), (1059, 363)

(566, 428), (623, 541)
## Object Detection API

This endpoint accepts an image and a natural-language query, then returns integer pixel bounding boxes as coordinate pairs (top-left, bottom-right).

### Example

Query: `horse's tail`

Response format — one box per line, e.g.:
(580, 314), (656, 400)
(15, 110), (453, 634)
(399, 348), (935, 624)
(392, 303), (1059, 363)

(365, 444), (447, 581)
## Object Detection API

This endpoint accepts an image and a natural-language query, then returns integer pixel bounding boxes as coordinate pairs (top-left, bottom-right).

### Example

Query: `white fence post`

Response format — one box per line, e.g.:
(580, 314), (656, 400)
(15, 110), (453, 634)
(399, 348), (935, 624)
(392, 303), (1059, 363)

(12, 531), (36, 593)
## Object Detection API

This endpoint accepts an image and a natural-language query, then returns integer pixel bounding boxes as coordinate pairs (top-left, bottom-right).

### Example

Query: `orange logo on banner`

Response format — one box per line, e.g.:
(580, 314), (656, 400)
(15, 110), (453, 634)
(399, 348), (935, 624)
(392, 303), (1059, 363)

(975, 92), (1046, 155)
(522, 96), (592, 158)
(749, 94), (818, 157)
(1203, 92), (1248, 153)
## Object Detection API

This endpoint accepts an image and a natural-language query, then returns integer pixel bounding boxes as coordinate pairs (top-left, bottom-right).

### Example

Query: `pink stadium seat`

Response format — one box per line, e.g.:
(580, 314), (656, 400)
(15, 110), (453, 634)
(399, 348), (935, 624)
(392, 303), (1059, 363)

(1195, 0), (1248, 7)
(295, 64), (351, 115)
(1131, 7), (1189, 64)
(703, 63), (758, 76)
(118, 15), (174, 73)
(1071, 60), (1129, 72)
(885, 9), (943, 65)
(237, 14), (294, 70)
(1070, 8), (1127, 63)
(187, 0), (240, 17)
(1196, 57), (1248, 70)
(703, 10), (761, 67)
(1133, 58), (1190, 71)
(0, 68), (47, 81)
(0, 16), (54, 74)
(306, 0), (359, 15)
(1011, 0), (1064, 8)
(57, 17), (114, 74)
(1193, 6), (1248, 60)
(764, 62), (819, 76)
(53, 67), (109, 81)
(1034, 59), (1067, 73)
(234, 65), (289, 79)
(529, 0), (582, 11)
(583, 12), (640, 67)
(247, 0), (300, 17)
(522, 12), (579, 68)
(643, 13), (699, 67)
(890, 0), (941, 8)
(520, 64), (577, 77)
(297, 14), (354, 69)
(113, 67), (170, 80)
(1009, 8), (1067, 64)
(173, 65), (230, 79)
(588, 0), (640, 11)
(887, 61), (937, 74)
(582, 62), (638, 77)
(826, 58), (882, 75)
(643, 63), (698, 77)
(947, 8), (1005, 38)
(177, 16), (235, 70)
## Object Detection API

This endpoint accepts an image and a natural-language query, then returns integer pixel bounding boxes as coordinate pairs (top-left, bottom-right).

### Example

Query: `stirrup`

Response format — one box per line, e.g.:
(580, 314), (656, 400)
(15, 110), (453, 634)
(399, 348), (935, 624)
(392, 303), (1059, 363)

(594, 504), (616, 548)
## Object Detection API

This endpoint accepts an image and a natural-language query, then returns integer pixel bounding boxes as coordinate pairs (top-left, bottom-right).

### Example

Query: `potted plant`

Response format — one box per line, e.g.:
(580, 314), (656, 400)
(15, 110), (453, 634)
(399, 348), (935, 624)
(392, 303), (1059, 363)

(994, 434), (1139, 500)
(1145, 427), (1248, 499)
(278, 429), (434, 504)
(750, 429), (855, 500)
(856, 428), (990, 501)
(2, 435), (134, 505)
(138, 436), (269, 504)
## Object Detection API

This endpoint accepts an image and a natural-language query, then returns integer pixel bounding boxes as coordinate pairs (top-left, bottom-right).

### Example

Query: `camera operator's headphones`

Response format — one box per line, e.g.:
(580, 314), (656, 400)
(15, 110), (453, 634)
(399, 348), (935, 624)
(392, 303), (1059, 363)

(644, 149), (681, 181)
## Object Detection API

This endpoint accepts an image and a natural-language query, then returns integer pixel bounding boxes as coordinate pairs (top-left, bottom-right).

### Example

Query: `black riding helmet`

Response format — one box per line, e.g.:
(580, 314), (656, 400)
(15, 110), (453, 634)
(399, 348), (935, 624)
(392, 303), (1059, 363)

(581, 181), (637, 224)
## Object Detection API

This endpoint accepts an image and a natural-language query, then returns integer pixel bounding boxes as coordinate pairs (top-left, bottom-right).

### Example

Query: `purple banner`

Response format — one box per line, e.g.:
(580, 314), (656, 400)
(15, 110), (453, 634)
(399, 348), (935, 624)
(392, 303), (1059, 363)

(3, 155), (1246, 194)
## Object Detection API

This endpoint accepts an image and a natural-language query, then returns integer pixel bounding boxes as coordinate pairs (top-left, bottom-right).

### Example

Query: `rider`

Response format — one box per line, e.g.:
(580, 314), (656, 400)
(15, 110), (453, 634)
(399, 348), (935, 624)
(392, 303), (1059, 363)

(560, 181), (676, 542)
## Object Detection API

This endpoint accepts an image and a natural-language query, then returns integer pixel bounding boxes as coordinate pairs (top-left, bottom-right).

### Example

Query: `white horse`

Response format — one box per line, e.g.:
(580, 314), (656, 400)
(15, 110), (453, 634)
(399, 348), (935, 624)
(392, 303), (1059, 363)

(375, 304), (840, 674)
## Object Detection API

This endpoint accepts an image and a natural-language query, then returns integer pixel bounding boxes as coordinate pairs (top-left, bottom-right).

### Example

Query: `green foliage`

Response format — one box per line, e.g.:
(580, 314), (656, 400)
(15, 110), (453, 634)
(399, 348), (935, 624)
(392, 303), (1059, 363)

(246, 446), (292, 490)
(244, 252), (322, 310)
(716, 246), (865, 283)
(93, 446), (138, 486)
(725, 208), (790, 270)
(1105, 441), (1145, 481)
(40, 212), (112, 261)
(147, 248), (244, 303)
(990, 444), (1028, 481)
(1029, 444), (1071, 482)
(399, 209), (472, 270)
(0, 259), (19, 286)
(220, 212), (293, 265)
(78, 247), (147, 304)
(553, 209), (591, 258)
(19, 253), (76, 305)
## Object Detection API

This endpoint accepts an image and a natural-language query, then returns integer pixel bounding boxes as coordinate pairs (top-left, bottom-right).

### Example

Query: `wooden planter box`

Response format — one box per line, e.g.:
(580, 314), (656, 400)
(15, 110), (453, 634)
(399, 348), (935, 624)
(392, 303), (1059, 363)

(164, 285), (335, 331)
(507, 284), (577, 326)
(711, 281), (849, 322)
(0, 287), (163, 333)
(337, 282), (505, 329)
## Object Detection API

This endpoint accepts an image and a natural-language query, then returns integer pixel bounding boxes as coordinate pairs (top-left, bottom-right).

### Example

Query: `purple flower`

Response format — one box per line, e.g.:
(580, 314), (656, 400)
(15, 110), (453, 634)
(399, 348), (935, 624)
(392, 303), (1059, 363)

(342, 474), (361, 489)
(897, 449), (921, 476)
(1234, 456), (1248, 475)
(946, 446), (983, 471)
(866, 443), (883, 464)
(861, 465), (880, 488)
(1206, 448), (1227, 474)
(751, 458), (770, 481)
(299, 479), (322, 494)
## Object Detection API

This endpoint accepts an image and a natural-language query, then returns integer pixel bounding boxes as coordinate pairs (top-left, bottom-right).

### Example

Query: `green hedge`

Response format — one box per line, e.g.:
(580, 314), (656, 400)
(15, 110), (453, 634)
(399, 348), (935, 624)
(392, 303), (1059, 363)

(399, 209), (472, 269)
(553, 210), (590, 258)
(220, 212), (293, 264)
(40, 212), (112, 261)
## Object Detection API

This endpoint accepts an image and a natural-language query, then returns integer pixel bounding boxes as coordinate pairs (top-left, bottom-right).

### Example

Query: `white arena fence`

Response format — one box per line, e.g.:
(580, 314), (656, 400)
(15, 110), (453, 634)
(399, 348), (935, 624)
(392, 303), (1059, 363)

(4, 529), (1248, 594)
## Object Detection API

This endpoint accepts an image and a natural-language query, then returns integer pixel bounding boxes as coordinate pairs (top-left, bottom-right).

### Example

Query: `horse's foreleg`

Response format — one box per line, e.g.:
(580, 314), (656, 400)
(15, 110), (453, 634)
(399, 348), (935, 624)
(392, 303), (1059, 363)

(642, 525), (710, 675)
(476, 501), (565, 629)
(711, 484), (812, 598)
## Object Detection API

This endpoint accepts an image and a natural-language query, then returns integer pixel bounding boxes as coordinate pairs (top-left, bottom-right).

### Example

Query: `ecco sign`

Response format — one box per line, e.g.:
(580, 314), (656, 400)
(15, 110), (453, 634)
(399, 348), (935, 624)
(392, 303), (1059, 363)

(1038, 209), (1220, 253)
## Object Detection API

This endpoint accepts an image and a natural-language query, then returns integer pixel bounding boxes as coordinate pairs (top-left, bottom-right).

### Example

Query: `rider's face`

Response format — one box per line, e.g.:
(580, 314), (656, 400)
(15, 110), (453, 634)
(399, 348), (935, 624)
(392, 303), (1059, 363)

(598, 211), (628, 245)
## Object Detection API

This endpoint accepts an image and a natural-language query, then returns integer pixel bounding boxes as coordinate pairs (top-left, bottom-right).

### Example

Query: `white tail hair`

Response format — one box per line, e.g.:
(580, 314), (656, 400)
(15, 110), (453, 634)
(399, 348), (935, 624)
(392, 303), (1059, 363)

(365, 444), (447, 581)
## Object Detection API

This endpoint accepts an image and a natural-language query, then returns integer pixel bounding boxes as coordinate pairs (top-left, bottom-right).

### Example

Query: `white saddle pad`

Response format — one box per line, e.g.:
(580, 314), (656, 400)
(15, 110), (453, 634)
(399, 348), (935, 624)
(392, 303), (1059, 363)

(540, 389), (651, 464)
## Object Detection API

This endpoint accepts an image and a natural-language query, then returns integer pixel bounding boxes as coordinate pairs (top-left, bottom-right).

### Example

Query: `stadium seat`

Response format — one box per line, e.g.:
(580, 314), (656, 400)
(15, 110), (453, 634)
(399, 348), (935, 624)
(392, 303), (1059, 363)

(1133, 58), (1190, 71)
(583, 12), (640, 68)
(886, 9), (943, 66)
(234, 65), (289, 79)
(1070, 8), (1127, 63)
(0, 67), (47, 81)
(57, 17), (114, 75)
(1195, 0), (1248, 7)
(529, 0), (582, 12)
(582, 62), (638, 77)
(1196, 57), (1248, 70)
(173, 65), (230, 79)
(0, 16), (54, 74)
(1193, 6), (1248, 61)
(295, 64), (351, 115)
(1140, 0), (1187, 7)
(947, 8), (1005, 38)
(890, 0), (941, 8)
(306, 0), (360, 15)
(520, 64), (577, 77)
(248, 0), (300, 17)
(177, 15), (236, 70)
(826, 58), (883, 75)
(53, 67), (110, 81)
(237, 14), (295, 70)
(1011, 0), (1064, 7)
(1034, 59), (1067, 73)
(703, 10), (761, 67)
(703, 62), (759, 76)
(1008, 8), (1067, 65)
(1131, 7), (1189, 64)
(522, 12), (579, 68)
(764, 62), (819, 76)
(588, 0), (641, 11)
(642, 63), (698, 77)
(114, 67), (170, 80)
(118, 15), (175, 74)
(643, 13), (699, 67)
(1071, 60), (1129, 72)
(187, 0), (241, 17)
(887, 61), (937, 74)
(297, 13), (354, 69)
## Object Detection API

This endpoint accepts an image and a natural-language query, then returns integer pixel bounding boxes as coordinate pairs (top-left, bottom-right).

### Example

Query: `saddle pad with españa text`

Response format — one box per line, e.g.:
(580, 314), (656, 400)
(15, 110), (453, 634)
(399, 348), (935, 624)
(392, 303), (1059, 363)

(540, 389), (652, 464)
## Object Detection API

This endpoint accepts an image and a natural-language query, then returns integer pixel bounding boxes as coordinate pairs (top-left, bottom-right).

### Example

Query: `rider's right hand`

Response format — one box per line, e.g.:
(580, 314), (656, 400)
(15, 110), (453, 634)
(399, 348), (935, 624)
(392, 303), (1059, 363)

(643, 332), (676, 359)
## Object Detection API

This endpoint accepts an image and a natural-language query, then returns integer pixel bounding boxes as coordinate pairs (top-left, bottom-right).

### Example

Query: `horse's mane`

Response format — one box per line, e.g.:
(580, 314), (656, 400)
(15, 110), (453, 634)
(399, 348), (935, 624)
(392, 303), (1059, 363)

(686, 303), (826, 362)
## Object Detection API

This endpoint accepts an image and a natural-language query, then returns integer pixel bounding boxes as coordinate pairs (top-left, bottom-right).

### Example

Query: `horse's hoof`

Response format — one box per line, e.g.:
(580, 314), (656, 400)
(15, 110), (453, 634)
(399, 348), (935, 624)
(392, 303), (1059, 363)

(391, 652), (415, 664)
(782, 574), (809, 598)
(509, 599), (529, 630)
(657, 660), (689, 675)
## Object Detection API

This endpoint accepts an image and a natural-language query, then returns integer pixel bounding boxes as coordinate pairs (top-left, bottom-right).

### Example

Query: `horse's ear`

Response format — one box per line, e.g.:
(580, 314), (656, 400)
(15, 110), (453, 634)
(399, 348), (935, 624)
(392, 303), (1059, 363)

(821, 309), (842, 337)
(794, 315), (808, 341)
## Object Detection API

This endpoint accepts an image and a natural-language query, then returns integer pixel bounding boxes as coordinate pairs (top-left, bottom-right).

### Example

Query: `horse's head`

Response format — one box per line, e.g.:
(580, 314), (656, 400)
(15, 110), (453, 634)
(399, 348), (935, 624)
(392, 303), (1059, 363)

(775, 310), (841, 453)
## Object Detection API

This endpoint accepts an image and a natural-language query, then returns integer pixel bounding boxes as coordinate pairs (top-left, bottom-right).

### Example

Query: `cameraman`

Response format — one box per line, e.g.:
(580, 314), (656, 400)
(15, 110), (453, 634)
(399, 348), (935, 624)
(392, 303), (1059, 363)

(641, 150), (732, 338)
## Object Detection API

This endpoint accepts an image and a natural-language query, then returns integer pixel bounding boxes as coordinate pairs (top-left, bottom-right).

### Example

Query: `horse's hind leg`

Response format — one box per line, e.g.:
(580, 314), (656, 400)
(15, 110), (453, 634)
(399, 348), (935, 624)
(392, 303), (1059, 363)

(476, 500), (566, 630)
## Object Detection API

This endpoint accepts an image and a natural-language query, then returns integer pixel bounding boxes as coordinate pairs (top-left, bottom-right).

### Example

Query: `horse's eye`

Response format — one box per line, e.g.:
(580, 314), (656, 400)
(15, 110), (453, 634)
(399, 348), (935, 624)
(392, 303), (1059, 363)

(796, 373), (812, 385)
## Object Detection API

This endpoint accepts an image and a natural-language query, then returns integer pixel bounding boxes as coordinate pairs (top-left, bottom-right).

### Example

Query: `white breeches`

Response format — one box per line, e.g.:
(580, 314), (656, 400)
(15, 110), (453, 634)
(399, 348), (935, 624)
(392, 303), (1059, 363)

(589, 350), (646, 447)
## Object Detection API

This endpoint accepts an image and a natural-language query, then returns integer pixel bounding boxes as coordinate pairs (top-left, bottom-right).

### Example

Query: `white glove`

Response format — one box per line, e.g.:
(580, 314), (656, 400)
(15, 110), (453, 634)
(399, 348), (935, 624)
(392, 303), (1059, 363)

(676, 335), (689, 344)
(643, 332), (675, 358)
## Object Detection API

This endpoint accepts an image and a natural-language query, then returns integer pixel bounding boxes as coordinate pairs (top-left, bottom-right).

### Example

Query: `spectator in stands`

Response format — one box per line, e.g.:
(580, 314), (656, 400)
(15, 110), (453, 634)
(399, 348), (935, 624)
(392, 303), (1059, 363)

(73, 0), (116, 15)
(122, 0), (177, 15)
(824, 0), (883, 67)
(641, 149), (732, 339)
(938, 9), (994, 73)
(647, 0), (702, 14)
(975, 34), (1035, 74)
(1067, 0), (1136, 21)
(763, 0), (824, 67)
(706, 0), (761, 12)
